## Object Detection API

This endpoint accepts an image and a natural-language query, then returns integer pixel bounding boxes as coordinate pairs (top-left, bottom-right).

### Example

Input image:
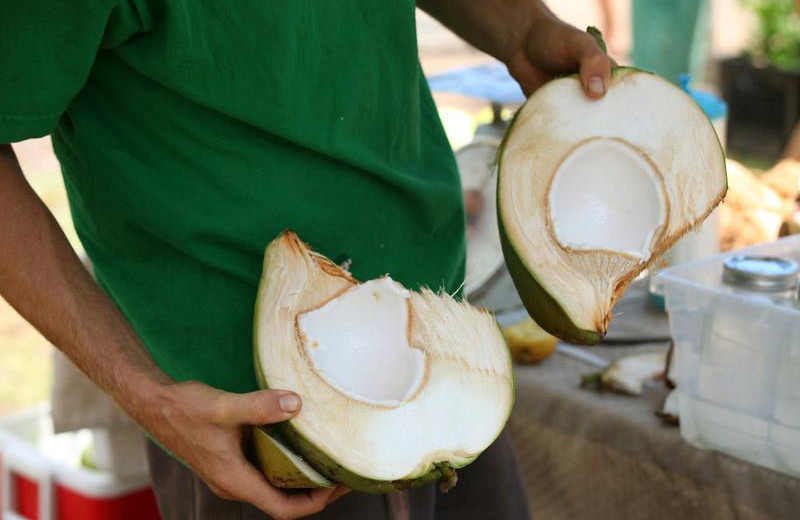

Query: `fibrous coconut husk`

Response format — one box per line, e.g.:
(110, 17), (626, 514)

(764, 159), (800, 238)
(718, 159), (795, 251)
(780, 211), (800, 237)
(761, 159), (800, 201)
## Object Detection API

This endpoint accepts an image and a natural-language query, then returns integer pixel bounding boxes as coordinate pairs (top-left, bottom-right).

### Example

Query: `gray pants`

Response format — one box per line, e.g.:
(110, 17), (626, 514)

(146, 430), (531, 519)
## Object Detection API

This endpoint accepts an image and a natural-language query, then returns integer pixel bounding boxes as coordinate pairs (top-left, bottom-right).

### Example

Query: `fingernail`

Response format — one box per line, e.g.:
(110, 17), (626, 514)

(588, 76), (605, 95)
(279, 393), (300, 412)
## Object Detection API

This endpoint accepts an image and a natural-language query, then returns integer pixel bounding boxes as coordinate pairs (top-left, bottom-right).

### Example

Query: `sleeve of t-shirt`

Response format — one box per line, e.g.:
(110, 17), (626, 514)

(0, 0), (144, 143)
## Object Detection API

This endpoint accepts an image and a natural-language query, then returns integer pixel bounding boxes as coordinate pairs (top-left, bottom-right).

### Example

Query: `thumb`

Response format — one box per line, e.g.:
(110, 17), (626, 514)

(220, 389), (302, 425)
(573, 35), (614, 100)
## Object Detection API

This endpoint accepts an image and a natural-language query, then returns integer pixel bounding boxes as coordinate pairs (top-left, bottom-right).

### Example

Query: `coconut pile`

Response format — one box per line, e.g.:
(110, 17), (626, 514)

(719, 158), (800, 251)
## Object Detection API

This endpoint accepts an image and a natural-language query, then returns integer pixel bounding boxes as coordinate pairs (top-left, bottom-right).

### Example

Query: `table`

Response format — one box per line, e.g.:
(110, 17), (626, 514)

(474, 272), (800, 520)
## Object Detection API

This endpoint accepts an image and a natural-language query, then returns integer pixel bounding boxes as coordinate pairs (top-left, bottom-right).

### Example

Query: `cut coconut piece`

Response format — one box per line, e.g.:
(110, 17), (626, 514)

(252, 427), (334, 488)
(498, 67), (727, 344)
(253, 231), (513, 493)
(581, 351), (667, 396)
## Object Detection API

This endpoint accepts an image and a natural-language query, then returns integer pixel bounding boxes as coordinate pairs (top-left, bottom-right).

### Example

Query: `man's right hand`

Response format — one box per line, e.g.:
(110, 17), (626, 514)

(0, 144), (347, 520)
(144, 382), (349, 520)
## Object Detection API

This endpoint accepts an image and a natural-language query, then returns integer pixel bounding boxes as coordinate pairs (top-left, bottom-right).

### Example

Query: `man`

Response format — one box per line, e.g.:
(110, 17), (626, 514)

(0, 1), (612, 518)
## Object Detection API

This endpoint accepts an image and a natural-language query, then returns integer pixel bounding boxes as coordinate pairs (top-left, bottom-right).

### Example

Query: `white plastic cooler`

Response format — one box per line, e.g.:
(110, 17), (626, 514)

(0, 405), (160, 520)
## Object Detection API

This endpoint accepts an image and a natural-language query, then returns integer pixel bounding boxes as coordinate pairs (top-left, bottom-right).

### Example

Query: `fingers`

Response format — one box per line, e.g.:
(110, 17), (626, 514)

(209, 457), (337, 520)
(237, 462), (336, 520)
(507, 49), (554, 97)
(572, 34), (614, 100)
(326, 485), (352, 505)
(148, 382), (337, 518)
(578, 51), (613, 99)
(509, 22), (615, 99)
(213, 389), (302, 426)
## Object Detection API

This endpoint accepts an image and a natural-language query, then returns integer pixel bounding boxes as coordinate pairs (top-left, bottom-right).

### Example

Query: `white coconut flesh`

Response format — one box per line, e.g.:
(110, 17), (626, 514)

(548, 138), (666, 259)
(298, 278), (424, 406)
(499, 69), (727, 334)
(255, 233), (513, 483)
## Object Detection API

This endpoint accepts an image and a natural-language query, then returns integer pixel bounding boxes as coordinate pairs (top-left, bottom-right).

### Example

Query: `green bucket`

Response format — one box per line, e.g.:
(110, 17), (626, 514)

(632, 0), (711, 84)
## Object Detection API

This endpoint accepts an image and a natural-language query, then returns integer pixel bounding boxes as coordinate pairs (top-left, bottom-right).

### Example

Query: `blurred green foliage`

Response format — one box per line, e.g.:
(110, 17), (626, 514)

(742, 0), (800, 70)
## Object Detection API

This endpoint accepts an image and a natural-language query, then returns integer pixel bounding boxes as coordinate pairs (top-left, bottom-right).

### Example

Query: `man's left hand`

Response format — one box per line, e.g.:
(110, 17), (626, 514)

(505, 17), (614, 98)
(418, 0), (615, 99)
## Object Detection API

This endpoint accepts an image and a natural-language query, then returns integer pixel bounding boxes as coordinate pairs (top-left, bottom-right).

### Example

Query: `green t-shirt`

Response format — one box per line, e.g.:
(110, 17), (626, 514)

(1, 0), (466, 393)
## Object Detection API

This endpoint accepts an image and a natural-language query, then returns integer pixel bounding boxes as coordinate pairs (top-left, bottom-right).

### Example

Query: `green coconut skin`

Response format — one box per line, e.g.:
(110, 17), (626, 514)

(279, 422), (463, 494)
(252, 334), (473, 493)
(497, 216), (603, 345)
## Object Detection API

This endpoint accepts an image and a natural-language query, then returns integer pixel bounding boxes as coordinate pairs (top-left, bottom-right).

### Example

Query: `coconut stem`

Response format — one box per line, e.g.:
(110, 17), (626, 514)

(586, 26), (608, 54)
(437, 464), (459, 493)
(580, 372), (603, 389)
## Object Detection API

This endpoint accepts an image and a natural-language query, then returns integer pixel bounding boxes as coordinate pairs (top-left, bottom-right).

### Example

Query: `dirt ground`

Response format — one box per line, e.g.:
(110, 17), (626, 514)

(0, 1), (752, 415)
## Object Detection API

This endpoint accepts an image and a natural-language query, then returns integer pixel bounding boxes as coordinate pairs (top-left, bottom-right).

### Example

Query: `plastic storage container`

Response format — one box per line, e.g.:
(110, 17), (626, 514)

(0, 405), (160, 520)
(658, 236), (800, 476)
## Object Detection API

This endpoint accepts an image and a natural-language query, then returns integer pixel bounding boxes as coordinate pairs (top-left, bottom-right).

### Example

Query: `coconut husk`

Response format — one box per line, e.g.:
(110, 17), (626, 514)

(780, 212), (800, 237)
(718, 159), (795, 251)
(760, 159), (800, 201)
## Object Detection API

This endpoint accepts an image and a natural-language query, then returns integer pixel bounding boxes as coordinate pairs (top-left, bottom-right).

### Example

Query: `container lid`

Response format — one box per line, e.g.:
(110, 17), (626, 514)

(679, 74), (728, 121)
(722, 255), (799, 292)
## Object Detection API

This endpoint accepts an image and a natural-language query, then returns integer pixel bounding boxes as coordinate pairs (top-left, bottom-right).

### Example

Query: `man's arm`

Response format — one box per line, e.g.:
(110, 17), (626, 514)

(0, 144), (344, 519)
(417, 0), (614, 98)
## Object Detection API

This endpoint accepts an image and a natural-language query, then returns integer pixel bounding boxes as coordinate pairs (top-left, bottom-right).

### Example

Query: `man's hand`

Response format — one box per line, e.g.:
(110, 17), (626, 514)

(145, 382), (349, 519)
(0, 144), (346, 520)
(418, 0), (615, 98)
(505, 17), (614, 98)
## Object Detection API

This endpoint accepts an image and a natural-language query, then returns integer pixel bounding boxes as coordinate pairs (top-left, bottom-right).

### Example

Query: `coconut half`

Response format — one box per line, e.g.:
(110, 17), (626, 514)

(253, 231), (513, 493)
(498, 67), (727, 344)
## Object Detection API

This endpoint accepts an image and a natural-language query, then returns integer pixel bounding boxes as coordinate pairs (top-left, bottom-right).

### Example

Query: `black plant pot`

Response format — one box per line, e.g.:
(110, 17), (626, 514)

(719, 56), (800, 163)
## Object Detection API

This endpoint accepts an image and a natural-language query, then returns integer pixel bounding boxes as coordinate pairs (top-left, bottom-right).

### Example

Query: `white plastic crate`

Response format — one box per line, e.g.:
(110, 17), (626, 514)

(658, 236), (800, 476)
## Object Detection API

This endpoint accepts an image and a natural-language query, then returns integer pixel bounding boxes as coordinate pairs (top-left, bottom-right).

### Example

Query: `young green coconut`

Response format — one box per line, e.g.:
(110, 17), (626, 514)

(252, 231), (513, 493)
(498, 66), (728, 345)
